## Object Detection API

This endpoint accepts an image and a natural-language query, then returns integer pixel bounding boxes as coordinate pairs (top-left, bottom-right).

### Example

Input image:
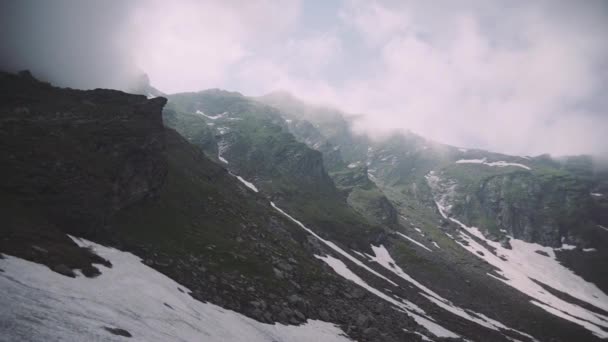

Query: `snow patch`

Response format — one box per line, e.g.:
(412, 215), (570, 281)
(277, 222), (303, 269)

(236, 176), (258, 192)
(591, 193), (603, 197)
(0, 238), (352, 342)
(396, 232), (433, 252)
(450, 220), (608, 338)
(315, 254), (459, 339)
(432, 242), (441, 249)
(427, 172), (608, 338)
(196, 110), (225, 120)
(271, 203), (397, 286)
(455, 158), (531, 170)
(555, 243), (577, 251)
(366, 245), (536, 341)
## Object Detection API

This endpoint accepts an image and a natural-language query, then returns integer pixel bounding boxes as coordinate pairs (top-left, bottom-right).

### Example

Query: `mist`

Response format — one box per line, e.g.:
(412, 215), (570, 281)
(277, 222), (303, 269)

(0, 0), (140, 90)
(1, 0), (607, 159)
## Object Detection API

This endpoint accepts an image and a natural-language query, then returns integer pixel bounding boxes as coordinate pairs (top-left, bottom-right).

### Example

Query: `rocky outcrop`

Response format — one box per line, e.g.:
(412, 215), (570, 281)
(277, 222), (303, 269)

(0, 70), (167, 275)
(473, 172), (592, 246)
(0, 70), (167, 233)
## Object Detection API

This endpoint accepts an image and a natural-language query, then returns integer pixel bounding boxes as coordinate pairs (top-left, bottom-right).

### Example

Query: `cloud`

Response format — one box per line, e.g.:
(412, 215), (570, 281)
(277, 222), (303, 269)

(0, 0), (140, 90)
(267, 0), (608, 158)
(1, 0), (606, 158)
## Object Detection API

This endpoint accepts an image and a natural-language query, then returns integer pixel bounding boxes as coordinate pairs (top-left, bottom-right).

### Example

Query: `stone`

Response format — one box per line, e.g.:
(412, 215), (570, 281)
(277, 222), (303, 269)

(103, 327), (132, 338)
(318, 309), (330, 321)
(52, 264), (75, 277)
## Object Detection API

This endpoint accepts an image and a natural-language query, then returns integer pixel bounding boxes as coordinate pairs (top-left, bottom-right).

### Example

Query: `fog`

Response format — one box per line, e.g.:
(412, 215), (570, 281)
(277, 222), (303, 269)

(1, 0), (607, 158)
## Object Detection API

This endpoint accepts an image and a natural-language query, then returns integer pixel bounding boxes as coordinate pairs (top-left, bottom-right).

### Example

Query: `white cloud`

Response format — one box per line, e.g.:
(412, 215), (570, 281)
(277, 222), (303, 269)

(276, 0), (608, 157)
(129, 0), (301, 93)
(14, 0), (602, 157)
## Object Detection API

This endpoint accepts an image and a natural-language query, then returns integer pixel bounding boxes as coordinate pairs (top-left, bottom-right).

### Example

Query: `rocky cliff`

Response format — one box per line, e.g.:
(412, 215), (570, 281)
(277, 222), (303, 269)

(0, 70), (167, 275)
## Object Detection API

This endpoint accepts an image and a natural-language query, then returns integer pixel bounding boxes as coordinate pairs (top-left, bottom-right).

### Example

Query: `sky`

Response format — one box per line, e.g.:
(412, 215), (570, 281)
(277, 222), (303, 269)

(1, 0), (607, 158)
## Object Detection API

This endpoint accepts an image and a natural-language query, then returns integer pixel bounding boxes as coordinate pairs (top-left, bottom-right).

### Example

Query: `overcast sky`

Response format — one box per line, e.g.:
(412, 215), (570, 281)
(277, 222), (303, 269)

(1, 0), (607, 158)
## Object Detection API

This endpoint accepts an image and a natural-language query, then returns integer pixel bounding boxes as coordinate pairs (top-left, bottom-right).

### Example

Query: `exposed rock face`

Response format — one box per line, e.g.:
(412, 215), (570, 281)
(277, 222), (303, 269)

(0, 70), (168, 233)
(0, 70), (167, 276)
(452, 171), (594, 247)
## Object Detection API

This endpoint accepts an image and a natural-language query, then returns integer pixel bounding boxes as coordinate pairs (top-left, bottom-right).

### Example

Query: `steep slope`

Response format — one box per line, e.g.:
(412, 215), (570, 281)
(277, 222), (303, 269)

(0, 71), (465, 342)
(3, 72), (607, 341)
(164, 88), (608, 341)
(258, 91), (608, 340)
(0, 70), (167, 275)
(165, 90), (384, 247)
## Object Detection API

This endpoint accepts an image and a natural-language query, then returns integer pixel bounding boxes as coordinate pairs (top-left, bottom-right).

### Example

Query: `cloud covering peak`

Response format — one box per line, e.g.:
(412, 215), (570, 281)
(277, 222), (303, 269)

(1, 0), (606, 158)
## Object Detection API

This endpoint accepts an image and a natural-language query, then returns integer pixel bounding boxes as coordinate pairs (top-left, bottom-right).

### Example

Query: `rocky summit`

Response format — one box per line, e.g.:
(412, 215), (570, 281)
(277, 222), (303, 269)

(1, 72), (608, 342)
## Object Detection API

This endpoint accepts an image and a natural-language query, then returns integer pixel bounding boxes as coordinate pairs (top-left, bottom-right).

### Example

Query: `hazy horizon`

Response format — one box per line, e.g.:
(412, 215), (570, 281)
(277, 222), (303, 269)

(1, 0), (607, 159)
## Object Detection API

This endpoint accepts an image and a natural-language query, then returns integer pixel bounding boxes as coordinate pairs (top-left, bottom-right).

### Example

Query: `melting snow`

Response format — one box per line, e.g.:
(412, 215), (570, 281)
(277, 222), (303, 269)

(555, 243), (577, 251)
(236, 176), (258, 192)
(448, 218), (608, 338)
(271, 203), (397, 286)
(315, 254), (458, 340)
(583, 248), (597, 252)
(396, 232), (432, 252)
(591, 193), (603, 197)
(455, 158), (531, 170)
(217, 139), (230, 165)
(427, 172), (608, 338)
(196, 110), (225, 120)
(366, 245), (536, 341)
(0, 238), (352, 342)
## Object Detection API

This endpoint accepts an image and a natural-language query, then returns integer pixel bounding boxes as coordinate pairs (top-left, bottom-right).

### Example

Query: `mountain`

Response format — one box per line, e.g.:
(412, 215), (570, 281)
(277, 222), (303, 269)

(1, 72), (608, 342)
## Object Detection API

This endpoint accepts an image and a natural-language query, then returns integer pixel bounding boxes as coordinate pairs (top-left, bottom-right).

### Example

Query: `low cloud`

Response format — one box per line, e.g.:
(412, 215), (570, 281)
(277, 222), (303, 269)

(1, 0), (606, 158)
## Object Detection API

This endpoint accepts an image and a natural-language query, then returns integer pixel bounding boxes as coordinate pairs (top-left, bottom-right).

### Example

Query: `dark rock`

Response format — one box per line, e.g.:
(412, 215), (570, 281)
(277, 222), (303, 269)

(273, 267), (285, 279)
(0, 71), (168, 236)
(276, 261), (293, 272)
(350, 288), (365, 299)
(103, 326), (132, 338)
(250, 299), (267, 310)
(293, 309), (306, 321)
(52, 264), (76, 277)
(31, 245), (48, 254)
(263, 311), (273, 323)
(535, 250), (550, 257)
(500, 238), (512, 250)
(356, 313), (370, 328)
(81, 266), (101, 278)
(288, 294), (307, 311)
(363, 327), (379, 338)
(318, 309), (330, 321)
